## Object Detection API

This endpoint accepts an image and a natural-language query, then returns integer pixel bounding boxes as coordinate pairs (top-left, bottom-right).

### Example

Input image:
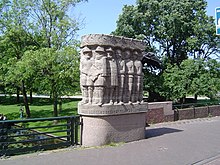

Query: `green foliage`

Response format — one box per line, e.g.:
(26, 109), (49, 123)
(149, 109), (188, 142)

(163, 59), (220, 101)
(0, 0), (85, 116)
(113, 0), (220, 63)
(16, 47), (80, 96)
(113, 0), (220, 101)
(143, 69), (165, 101)
(26, 0), (87, 49)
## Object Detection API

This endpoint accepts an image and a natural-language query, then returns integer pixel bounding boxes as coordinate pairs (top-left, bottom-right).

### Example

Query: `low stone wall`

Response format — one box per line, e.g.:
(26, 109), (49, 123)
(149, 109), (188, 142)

(175, 105), (220, 121)
(209, 105), (220, 116)
(195, 106), (209, 118)
(146, 101), (174, 124)
(146, 108), (164, 124)
(178, 108), (194, 120)
(146, 102), (220, 124)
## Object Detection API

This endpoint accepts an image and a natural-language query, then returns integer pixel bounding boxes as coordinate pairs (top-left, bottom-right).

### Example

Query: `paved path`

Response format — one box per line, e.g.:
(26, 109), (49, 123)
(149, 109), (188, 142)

(1, 117), (220, 165)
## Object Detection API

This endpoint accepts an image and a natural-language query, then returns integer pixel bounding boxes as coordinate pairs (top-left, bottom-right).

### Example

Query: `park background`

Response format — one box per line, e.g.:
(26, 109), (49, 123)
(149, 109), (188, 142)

(0, 0), (219, 120)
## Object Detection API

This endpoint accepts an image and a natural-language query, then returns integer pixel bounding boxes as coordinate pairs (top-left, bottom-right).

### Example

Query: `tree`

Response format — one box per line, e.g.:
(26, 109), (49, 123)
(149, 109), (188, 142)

(13, 47), (80, 117)
(113, 0), (220, 64)
(25, 0), (85, 116)
(0, 0), (85, 117)
(162, 59), (220, 102)
(187, 12), (220, 59)
(190, 59), (220, 99)
(112, 0), (220, 101)
(0, 0), (39, 117)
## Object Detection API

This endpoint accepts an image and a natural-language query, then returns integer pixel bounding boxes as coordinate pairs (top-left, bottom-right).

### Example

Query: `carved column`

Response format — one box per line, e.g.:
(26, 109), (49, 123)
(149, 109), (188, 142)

(78, 34), (148, 146)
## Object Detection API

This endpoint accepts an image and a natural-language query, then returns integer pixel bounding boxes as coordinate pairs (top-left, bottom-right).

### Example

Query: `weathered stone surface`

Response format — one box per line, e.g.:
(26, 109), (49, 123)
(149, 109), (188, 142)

(209, 105), (220, 117)
(78, 34), (147, 147)
(195, 107), (209, 118)
(79, 34), (145, 107)
(148, 101), (173, 116)
(81, 34), (146, 50)
(178, 108), (195, 120)
(78, 102), (148, 116)
(81, 113), (146, 147)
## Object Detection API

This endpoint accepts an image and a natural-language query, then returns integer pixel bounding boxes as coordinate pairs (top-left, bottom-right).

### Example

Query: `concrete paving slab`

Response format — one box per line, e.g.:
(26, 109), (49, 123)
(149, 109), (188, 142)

(1, 117), (220, 165)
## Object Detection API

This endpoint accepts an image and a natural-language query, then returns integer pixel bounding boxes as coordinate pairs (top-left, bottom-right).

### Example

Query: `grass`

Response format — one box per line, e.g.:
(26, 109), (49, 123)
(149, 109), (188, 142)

(0, 96), (80, 120)
(0, 96), (80, 136)
(0, 96), (81, 153)
(196, 99), (220, 105)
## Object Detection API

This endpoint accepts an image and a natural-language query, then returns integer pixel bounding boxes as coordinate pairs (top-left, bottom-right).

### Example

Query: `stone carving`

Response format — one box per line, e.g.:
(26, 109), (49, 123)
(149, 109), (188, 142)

(133, 50), (144, 103)
(79, 34), (145, 107)
(79, 103), (148, 116)
(80, 46), (93, 104)
(106, 47), (119, 104)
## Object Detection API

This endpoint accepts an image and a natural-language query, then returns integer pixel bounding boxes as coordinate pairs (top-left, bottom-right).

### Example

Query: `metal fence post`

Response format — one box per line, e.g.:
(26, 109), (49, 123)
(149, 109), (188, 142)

(80, 117), (83, 146)
(0, 123), (7, 156)
(66, 118), (71, 144)
(207, 104), (210, 116)
(70, 117), (75, 146)
(74, 117), (79, 145)
(174, 109), (179, 121)
(193, 105), (196, 118)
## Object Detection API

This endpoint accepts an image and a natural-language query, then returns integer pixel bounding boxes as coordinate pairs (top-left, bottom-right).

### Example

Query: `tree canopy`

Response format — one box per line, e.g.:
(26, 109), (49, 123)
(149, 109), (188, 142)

(113, 0), (220, 102)
(163, 59), (220, 101)
(113, 0), (220, 64)
(0, 0), (85, 117)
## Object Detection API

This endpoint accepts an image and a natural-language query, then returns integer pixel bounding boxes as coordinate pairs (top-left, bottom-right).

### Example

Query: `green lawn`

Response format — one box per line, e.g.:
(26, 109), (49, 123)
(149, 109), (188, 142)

(0, 96), (79, 120)
(0, 96), (81, 138)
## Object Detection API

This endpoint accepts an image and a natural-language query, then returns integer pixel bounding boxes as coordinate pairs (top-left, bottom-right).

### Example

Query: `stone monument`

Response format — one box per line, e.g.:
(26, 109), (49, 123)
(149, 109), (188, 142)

(78, 34), (148, 146)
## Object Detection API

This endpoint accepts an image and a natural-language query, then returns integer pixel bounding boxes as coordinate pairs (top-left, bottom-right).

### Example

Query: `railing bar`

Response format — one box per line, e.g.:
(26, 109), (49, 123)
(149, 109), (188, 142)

(75, 118), (79, 145)
(0, 135), (68, 145)
(8, 124), (69, 132)
(0, 116), (79, 124)
(6, 129), (70, 138)
(70, 117), (75, 146)
(0, 115), (80, 156)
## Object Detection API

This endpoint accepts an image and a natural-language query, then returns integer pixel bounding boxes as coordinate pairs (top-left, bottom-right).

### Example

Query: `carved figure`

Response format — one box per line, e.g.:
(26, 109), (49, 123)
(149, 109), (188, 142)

(79, 34), (146, 106)
(80, 46), (93, 104)
(125, 50), (134, 104)
(133, 50), (143, 103)
(89, 46), (107, 105)
(106, 47), (119, 104)
(116, 48), (125, 104)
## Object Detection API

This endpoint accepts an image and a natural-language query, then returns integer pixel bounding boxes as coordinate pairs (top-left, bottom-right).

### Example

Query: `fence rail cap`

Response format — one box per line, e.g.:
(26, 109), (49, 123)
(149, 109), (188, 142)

(0, 115), (80, 123)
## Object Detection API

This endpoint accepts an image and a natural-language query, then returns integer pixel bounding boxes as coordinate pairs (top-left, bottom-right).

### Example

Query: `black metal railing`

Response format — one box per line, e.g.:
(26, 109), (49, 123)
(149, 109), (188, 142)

(172, 101), (220, 121)
(0, 116), (81, 156)
(173, 101), (220, 110)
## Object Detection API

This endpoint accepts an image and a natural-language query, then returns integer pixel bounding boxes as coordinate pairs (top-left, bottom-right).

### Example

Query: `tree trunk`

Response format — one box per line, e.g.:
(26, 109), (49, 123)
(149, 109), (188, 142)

(58, 98), (62, 113)
(30, 89), (33, 104)
(180, 97), (186, 104)
(53, 90), (58, 117)
(21, 81), (31, 118)
(16, 87), (20, 103)
(148, 91), (166, 102)
(194, 94), (198, 102)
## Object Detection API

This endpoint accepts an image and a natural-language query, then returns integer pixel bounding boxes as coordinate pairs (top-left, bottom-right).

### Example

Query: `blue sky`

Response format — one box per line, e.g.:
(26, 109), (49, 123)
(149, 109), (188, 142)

(74, 0), (220, 39)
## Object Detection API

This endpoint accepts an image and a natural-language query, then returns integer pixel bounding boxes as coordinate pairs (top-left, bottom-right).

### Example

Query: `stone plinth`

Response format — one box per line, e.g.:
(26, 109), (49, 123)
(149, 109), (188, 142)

(79, 102), (148, 147)
(81, 111), (147, 147)
(78, 102), (148, 116)
(78, 34), (147, 147)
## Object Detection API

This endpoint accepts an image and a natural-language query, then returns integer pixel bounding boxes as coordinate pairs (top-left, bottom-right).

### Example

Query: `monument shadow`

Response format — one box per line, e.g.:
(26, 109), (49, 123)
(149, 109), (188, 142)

(145, 127), (183, 139)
